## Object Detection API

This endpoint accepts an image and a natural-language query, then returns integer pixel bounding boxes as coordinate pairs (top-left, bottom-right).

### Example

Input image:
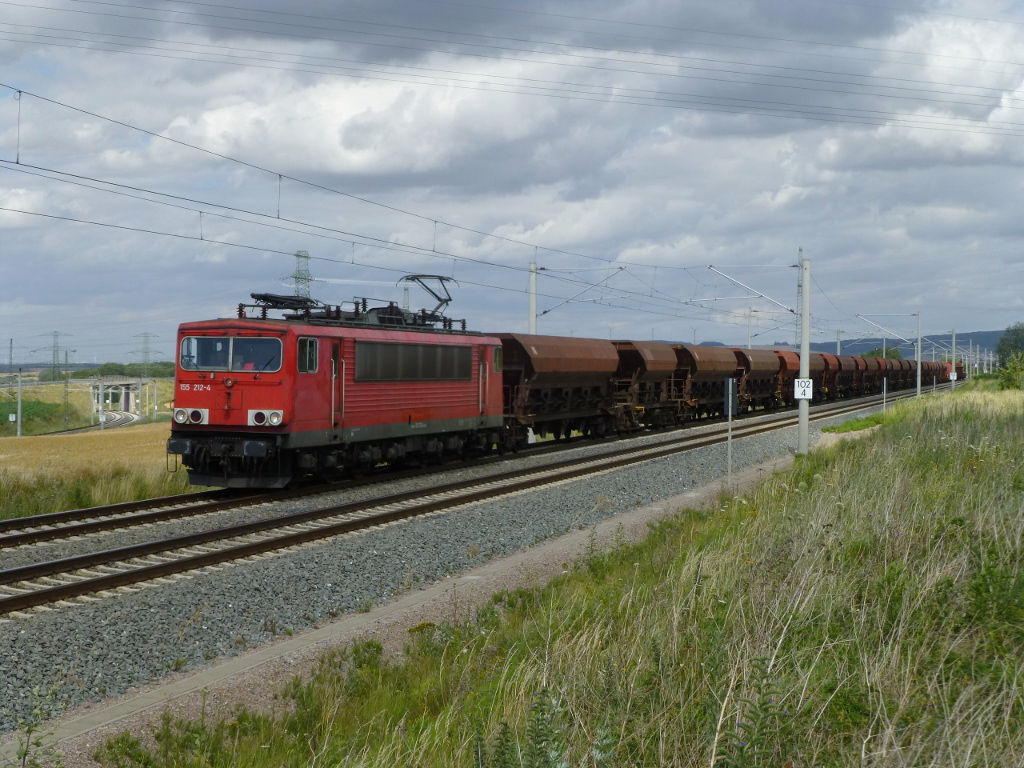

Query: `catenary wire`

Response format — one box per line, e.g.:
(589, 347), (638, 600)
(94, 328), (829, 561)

(4, 27), (1022, 132)
(0, 160), (727, 317)
(0, 202), (747, 322)
(7, 3), (1023, 116)
(30, 1), (1024, 103)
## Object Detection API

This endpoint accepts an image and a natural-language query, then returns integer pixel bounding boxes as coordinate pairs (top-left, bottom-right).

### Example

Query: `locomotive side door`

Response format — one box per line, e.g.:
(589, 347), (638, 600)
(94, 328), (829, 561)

(478, 344), (486, 418)
(332, 341), (342, 430)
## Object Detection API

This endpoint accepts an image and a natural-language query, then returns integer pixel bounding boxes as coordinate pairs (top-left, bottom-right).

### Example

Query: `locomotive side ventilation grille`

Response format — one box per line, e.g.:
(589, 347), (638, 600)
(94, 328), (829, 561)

(354, 342), (472, 382)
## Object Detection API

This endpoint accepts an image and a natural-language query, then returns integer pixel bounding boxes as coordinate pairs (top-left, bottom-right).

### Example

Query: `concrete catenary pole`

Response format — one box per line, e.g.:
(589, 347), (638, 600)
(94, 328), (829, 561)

(16, 368), (22, 437)
(951, 329), (956, 390)
(528, 261), (538, 335)
(798, 254), (811, 455)
(916, 312), (921, 397)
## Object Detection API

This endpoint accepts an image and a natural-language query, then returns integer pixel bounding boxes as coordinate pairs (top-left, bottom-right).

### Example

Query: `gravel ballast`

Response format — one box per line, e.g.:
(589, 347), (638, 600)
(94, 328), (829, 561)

(0, 410), (872, 736)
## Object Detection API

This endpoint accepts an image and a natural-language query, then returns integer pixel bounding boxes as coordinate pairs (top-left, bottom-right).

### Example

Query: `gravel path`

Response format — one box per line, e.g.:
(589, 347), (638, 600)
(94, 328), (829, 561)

(0, 408), (870, 740)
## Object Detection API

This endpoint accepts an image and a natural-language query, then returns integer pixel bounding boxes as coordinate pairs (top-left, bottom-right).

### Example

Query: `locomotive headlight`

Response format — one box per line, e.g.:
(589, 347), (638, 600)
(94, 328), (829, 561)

(177, 408), (209, 425)
(248, 409), (284, 427)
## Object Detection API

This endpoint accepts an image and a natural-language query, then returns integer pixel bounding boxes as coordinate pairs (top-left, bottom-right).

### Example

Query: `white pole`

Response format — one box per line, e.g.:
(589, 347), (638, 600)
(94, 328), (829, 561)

(798, 254), (811, 455)
(916, 312), (921, 397)
(528, 261), (537, 335)
(951, 330), (956, 390)
(16, 368), (22, 437)
(727, 378), (733, 483)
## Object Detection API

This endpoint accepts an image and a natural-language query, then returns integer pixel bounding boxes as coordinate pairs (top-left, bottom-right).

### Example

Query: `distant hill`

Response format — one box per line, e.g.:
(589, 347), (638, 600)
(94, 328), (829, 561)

(812, 330), (1001, 358)
(659, 331), (1002, 357)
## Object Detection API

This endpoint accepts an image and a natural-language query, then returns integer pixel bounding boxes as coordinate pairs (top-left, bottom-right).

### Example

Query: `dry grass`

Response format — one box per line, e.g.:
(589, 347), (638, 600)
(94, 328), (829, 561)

(0, 421), (197, 518)
(7, 381), (93, 410)
(0, 422), (172, 478)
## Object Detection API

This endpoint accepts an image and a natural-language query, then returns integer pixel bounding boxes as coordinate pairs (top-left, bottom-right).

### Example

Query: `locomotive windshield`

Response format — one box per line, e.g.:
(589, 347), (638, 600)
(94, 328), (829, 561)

(180, 336), (282, 372)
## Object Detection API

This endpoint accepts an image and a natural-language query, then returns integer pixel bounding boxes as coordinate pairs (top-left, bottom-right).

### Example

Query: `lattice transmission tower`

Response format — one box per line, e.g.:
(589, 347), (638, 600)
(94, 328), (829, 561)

(290, 250), (313, 299)
(134, 333), (158, 378)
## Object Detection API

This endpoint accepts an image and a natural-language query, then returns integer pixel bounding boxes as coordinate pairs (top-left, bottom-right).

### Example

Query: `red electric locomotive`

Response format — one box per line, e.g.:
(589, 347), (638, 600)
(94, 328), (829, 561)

(168, 292), (504, 488)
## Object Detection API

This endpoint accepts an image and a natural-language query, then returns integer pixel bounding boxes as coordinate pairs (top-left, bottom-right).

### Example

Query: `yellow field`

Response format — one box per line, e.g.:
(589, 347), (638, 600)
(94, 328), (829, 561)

(0, 422), (173, 479)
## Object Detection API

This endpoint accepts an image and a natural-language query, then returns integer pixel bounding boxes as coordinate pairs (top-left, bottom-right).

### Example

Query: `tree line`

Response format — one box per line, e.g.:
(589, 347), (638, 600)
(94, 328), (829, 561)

(34, 362), (175, 381)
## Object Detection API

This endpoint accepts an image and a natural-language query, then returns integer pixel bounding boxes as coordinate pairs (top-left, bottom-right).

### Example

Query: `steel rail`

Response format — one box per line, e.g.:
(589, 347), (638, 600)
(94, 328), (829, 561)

(0, 490), (237, 536)
(0, 492), (276, 549)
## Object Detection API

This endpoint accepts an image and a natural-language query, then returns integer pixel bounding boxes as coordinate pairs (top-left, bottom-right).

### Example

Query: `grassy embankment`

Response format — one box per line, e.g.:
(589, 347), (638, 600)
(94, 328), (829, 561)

(0, 379), (94, 436)
(91, 388), (1024, 767)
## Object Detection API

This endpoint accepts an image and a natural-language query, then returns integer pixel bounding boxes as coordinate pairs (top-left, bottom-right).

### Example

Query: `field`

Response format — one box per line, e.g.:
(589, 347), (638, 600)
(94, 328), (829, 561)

(0, 421), (196, 519)
(83, 388), (1024, 767)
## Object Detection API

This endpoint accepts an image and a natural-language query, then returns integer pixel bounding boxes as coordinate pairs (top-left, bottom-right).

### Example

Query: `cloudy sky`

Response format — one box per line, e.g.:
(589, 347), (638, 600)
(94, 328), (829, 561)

(2, 0), (1022, 365)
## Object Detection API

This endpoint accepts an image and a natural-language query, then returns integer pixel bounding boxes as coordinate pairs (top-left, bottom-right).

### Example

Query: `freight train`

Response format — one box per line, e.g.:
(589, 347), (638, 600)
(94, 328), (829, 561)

(167, 291), (949, 488)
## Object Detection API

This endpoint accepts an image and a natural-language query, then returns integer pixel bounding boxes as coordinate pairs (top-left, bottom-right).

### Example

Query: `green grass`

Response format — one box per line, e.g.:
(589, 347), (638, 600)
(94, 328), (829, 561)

(0, 399), (92, 436)
(93, 390), (1024, 767)
(822, 410), (889, 433)
(0, 467), (198, 519)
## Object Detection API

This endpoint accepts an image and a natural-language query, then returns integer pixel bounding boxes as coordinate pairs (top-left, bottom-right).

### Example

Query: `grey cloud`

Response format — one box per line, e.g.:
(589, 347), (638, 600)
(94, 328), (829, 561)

(2, 0), (1022, 361)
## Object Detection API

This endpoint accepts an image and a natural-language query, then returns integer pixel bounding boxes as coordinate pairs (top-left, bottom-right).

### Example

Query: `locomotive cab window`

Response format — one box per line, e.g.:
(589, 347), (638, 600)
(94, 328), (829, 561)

(493, 346), (503, 373)
(232, 338), (281, 372)
(180, 336), (282, 372)
(298, 337), (319, 373)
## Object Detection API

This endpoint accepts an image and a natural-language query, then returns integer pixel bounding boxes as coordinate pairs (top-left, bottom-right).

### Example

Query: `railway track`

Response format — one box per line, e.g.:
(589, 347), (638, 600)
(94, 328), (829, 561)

(39, 410), (140, 436)
(0, 388), (921, 618)
(0, 386), (921, 549)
